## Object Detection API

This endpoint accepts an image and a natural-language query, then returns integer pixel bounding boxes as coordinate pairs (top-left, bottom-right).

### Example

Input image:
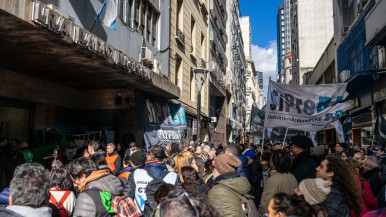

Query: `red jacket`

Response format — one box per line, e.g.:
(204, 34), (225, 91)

(352, 176), (378, 217)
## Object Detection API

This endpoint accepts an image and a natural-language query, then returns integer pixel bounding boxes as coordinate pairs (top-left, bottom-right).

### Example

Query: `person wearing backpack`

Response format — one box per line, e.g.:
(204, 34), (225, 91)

(49, 168), (76, 217)
(127, 145), (178, 216)
(67, 157), (124, 217)
(207, 153), (251, 217)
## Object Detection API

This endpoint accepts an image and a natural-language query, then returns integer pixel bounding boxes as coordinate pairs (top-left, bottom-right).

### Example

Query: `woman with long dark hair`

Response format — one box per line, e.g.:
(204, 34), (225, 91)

(180, 166), (206, 196)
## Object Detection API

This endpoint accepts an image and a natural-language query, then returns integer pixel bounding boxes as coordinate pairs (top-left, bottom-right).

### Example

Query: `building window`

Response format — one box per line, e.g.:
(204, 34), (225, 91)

(191, 15), (196, 54)
(118, 0), (133, 27)
(177, 0), (183, 31)
(201, 32), (205, 60)
(190, 68), (195, 101)
(175, 57), (182, 87)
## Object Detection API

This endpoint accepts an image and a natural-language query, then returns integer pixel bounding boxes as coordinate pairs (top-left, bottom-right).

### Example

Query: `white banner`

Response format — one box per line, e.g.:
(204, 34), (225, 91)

(332, 120), (345, 143)
(264, 80), (353, 132)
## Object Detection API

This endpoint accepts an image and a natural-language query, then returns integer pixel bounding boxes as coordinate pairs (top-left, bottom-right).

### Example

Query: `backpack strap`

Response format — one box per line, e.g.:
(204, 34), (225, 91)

(59, 191), (71, 205)
(145, 168), (169, 180)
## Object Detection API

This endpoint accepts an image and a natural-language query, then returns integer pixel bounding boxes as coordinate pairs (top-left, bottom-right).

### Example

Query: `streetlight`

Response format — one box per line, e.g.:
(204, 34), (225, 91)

(193, 67), (210, 145)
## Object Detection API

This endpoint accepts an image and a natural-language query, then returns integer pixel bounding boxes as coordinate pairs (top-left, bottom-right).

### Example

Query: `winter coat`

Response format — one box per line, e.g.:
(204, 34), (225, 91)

(363, 208), (386, 217)
(378, 166), (386, 208)
(72, 169), (123, 217)
(0, 205), (51, 217)
(352, 176), (378, 217)
(258, 170), (298, 216)
(291, 152), (317, 183)
(207, 172), (251, 217)
(363, 168), (382, 197)
(322, 186), (350, 217)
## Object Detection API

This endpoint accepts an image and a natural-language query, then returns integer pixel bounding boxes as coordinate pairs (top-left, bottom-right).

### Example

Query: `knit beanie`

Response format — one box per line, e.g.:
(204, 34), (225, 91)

(130, 151), (147, 166)
(299, 178), (332, 205)
(214, 153), (241, 175)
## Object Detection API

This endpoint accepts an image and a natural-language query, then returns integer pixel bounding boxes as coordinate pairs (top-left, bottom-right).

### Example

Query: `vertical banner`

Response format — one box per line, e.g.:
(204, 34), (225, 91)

(249, 103), (265, 137)
(342, 116), (353, 143)
(135, 91), (187, 148)
(332, 120), (345, 143)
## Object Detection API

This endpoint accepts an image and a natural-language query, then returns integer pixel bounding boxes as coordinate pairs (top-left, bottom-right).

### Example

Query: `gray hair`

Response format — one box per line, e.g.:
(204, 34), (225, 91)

(10, 163), (50, 207)
(107, 143), (116, 149)
(364, 156), (379, 169)
(203, 145), (211, 152)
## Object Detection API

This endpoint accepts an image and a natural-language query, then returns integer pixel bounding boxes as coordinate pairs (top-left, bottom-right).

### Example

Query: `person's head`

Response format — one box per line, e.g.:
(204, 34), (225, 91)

(267, 192), (315, 217)
(335, 143), (346, 153)
(170, 143), (180, 155)
(174, 153), (190, 173)
(10, 163), (50, 207)
(213, 153), (241, 175)
(290, 135), (313, 155)
(225, 144), (242, 156)
(352, 144), (361, 151)
(363, 155), (379, 172)
(129, 142), (139, 152)
(130, 151), (147, 168)
(340, 151), (353, 161)
(272, 143), (282, 151)
(208, 149), (216, 160)
(122, 155), (131, 168)
(204, 159), (215, 175)
(82, 148), (89, 158)
(66, 157), (97, 188)
(160, 190), (221, 217)
(189, 157), (205, 177)
(316, 155), (361, 214)
(294, 178), (332, 205)
(51, 159), (63, 169)
(89, 153), (108, 170)
(196, 146), (202, 153)
(149, 145), (166, 161)
(154, 184), (178, 204)
(353, 152), (365, 164)
(203, 145), (211, 154)
(106, 143), (116, 155)
(180, 166), (200, 192)
(375, 146), (385, 157)
(50, 167), (72, 190)
(88, 142), (99, 155)
(271, 150), (291, 173)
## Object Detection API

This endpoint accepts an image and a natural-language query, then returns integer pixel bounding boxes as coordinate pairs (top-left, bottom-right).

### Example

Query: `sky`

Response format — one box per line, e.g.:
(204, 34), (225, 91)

(240, 0), (283, 95)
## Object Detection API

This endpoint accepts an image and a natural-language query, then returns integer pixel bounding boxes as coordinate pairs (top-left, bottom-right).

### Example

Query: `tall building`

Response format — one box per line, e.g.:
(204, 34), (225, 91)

(208, 0), (228, 146)
(290, 0), (334, 85)
(170, 0), (212, 143)
(284, 0), (292, 54)
(240, 16), (260, 133)
(226, 0), (247, 143)
(277, 4), (285, 77)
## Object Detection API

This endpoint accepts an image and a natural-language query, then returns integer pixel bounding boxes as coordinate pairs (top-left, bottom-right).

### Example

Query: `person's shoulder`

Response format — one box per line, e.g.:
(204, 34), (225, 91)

(0, 207), (24, 217)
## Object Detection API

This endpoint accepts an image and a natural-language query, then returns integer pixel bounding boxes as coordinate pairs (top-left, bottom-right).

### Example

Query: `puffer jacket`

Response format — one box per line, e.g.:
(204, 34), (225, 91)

(207, 172), (251, 217)
(72, 169), (123, 217)
(258, 170), (298, 216)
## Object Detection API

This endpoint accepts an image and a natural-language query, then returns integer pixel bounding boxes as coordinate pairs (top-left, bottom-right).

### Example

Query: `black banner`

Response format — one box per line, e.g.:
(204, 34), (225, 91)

(135, 91), (187, 147)
(342, 116), (353, 143)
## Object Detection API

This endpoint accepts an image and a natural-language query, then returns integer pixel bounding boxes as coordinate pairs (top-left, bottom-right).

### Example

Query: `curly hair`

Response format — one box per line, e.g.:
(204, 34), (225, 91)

(271, 192), (316, 217)
(326, 155), (361, 215)
(181, 166), (200, 193)
(50, 168), (73, 190)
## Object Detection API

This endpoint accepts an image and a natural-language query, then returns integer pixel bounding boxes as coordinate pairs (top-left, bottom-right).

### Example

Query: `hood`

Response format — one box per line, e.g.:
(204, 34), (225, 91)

(6, 205), (51, 217)
(79, 169), (110, 191)
(215, 172), (251, 196)
(84, 170), (123, 195)
(145, 161), (168, 177)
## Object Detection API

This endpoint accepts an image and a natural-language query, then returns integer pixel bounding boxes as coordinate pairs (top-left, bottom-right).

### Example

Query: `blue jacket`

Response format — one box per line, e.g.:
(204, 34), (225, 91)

(0, 188), (10, 204)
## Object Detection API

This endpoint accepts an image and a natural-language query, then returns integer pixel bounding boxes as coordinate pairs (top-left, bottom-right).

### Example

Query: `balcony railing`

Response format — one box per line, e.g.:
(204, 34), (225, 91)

(175, 27), (185, 45)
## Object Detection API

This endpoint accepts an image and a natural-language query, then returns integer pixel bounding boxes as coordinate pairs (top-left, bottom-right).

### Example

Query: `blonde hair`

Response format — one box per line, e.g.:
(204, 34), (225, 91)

(174, 153), (189, 173)
(182, 151), (194, 159)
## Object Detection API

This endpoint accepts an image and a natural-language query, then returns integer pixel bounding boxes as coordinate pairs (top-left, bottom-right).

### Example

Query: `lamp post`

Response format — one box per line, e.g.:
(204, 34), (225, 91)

(193, 68), (210, 145)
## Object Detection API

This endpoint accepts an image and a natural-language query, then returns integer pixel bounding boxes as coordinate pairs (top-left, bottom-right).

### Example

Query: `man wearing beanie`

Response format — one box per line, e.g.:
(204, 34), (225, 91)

(207, 153), (251, 217)
(295, 178), (332, 216)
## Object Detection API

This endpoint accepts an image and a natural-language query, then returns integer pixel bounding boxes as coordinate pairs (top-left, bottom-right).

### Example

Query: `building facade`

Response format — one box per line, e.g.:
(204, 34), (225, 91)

(169, 0), (212, 144)
(290, 0), (334, 85)
(0, 0), (180, 159)
(277, 4), (286, 78)
(226, 0), (247, 143)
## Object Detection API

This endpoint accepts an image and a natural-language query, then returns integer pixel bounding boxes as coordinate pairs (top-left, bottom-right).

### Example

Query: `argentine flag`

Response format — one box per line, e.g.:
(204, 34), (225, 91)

(96, 0), (118, 30)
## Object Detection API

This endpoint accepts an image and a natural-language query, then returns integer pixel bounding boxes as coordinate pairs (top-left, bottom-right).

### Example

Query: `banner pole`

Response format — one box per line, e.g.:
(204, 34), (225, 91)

(261, 128), (265, 161)
(282, 128), (289, 149)
(261, 77), (271, 160)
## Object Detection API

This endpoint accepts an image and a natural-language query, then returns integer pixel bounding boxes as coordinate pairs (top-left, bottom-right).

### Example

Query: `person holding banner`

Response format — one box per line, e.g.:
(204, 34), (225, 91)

(290, 135), (317, 183)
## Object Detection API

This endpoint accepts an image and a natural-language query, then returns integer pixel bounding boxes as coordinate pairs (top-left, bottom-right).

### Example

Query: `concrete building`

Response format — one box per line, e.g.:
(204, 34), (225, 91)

(290, 0), (334, 85)
(284, 0), (292, 54)
(280, 51), (293, 84)
(226, 0), (247, 143)
(257, 71), (265, 109)
(0, 0), (179, 156)
(240, 16), (260, 133)
(277, 4), (286, 77)
(207, 0), (228, 146)
(332, 0), (386, 146)
(169, 0), (212, 144)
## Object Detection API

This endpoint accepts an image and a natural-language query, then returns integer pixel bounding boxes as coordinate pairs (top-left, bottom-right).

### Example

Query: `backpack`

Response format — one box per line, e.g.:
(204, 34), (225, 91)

(49, 190), (71, 217)
(84, 186), (140, 217)
(219, 184), (259, 217)
(144, 169), (170, 216)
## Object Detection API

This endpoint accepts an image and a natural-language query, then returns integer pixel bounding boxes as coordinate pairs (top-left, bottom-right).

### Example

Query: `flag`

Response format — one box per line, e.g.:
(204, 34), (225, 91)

(249, 103), (265, 137)
(376, 108), (386, 146)
(332, 120), (345, 143)
(96, 0), (118, 30)
(264, 80), (353, 132)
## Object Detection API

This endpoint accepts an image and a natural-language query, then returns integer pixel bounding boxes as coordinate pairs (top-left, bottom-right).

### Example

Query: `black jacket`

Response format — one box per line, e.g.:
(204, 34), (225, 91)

(363, 168), (381, 197)
(322, 187), (350, 217)
(291, 152), (317, 183)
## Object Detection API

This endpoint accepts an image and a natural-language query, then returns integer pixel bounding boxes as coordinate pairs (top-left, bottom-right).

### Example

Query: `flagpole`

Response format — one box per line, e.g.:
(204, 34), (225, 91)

(261, 128), (265, 161)
(261, 76), (271, 160)
(282, 127), (289, 149)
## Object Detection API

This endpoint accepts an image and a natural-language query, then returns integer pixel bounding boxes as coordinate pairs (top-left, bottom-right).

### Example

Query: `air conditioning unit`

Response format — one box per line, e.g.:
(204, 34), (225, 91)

(207, 61), (217, 72)
(341, 26), (349, 36)
(140, 47), (154, 64)
(211, 117), (217, 123)
(175, 28), (185, 45)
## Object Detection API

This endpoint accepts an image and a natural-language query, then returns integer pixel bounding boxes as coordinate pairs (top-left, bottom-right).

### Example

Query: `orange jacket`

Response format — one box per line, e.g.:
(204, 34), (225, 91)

(105, 153), (119, 172)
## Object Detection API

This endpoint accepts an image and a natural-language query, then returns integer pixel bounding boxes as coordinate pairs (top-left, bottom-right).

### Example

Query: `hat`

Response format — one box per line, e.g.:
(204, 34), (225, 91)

(214, 153), (241, 175)
(299, 178), (332, 205)
(375, 146), (384, 151)
(129, 142), (137, 148)
(130, 151), (147, 166)
(243, 149), (256, 160)
(291, 135), (314, 150)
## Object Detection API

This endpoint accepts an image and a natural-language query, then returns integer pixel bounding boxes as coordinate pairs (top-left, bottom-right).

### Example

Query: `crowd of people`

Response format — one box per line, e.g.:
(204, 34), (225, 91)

(1, 135), (386, 217)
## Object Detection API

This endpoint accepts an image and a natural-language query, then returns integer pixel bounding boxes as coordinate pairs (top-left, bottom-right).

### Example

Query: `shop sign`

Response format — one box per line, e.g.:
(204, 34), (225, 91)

(32, 1), (151, 80)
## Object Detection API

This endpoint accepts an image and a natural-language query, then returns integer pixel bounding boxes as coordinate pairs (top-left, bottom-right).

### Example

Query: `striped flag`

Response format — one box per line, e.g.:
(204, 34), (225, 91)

(96, 0), (118, 30)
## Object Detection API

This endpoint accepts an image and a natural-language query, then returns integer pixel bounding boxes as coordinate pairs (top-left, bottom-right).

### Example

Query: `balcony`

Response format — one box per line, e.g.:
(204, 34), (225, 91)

(175, 27), (185, 45)
(365, 0), (386, 46)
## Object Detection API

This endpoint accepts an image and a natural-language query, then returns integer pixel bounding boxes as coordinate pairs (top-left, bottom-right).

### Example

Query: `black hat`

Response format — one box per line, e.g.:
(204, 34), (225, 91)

(130, 151), (147, 166)
(291, 135), (313, 150)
